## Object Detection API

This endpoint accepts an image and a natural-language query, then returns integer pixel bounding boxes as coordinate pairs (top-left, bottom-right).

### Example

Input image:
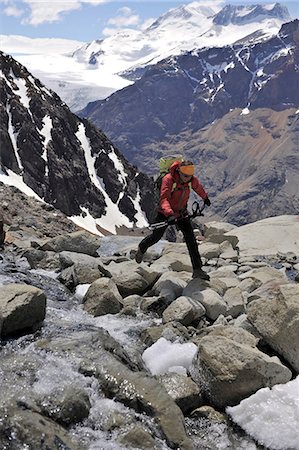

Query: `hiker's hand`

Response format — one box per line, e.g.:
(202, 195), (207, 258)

(204, 197), (211, 207)
(167, 215), (177, 225)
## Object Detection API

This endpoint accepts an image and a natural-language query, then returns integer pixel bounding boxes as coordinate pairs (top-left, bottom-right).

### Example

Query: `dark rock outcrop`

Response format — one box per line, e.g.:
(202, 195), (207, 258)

(0, 51), (155, 230)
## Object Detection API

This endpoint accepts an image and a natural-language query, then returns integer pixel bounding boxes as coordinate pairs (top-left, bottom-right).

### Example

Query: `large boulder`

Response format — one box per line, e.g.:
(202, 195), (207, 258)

(0, 284), (46, 337)
(153, 271), (187, 302)
(247, 284), (299, 372)
(191, 334), (292, 409)
(162, 296), (206, 326)
(83, 278), (122, 316)
(40, 230), (101, 256)
(226, 215), (299, 257)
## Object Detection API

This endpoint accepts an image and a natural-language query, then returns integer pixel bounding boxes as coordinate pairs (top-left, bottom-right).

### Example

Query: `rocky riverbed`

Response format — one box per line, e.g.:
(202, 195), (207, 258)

(0, 213), (299, 450)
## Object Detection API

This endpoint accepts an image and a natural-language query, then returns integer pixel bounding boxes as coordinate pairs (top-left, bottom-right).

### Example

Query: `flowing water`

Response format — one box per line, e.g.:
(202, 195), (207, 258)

(0, 250), (262, 450)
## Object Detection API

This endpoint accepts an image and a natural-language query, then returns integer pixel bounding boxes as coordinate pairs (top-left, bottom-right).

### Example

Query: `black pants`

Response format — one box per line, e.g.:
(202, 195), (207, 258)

(139, 212), (202, 270)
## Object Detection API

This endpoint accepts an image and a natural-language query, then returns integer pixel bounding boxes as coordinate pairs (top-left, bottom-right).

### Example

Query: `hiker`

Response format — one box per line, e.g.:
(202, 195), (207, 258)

(135, 160), (211, 280)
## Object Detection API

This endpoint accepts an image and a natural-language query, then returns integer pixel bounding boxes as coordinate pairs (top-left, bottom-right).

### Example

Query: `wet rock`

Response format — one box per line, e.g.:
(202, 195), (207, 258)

(0, 399), (81, 450)
(0, 283), (46, 337)
(37, 386), (91, 426)
(158, 373), (203, 414)
(118, 425), (161, 449)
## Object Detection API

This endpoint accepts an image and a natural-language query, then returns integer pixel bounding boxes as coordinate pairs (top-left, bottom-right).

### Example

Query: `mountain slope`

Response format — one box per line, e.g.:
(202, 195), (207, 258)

(2, 2), (291, 111)
(80, 20), (299, 166)
(0, 51), (155, 235)
(79, 20), (299, 225)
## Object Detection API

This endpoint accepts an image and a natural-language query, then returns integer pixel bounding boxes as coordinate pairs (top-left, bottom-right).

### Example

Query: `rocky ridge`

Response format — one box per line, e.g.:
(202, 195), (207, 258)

(0, 51), (155, 234)
(0, 208), (298, 449)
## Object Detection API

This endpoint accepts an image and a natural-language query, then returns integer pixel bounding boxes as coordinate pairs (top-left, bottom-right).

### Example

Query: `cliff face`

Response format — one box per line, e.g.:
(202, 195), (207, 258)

(0, 51), (155, 233)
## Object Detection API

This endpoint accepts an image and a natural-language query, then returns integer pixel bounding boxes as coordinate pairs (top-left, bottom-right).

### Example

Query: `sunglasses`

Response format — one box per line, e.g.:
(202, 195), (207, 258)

(179, 172), (192, 178)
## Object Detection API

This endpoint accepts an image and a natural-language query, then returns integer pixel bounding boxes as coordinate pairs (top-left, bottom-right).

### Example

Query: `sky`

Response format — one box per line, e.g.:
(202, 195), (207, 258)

(0, 0), (298, 43)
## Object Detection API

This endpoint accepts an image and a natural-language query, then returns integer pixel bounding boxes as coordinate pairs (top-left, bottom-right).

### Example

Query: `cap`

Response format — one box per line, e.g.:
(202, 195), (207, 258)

(179, 164), (195, 176)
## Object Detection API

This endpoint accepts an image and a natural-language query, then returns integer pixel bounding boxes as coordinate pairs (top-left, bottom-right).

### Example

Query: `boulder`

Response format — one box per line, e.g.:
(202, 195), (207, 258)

(158, 373), (203, 414)
(83, 278), (122, 316)
(0, 284), (46, 337)
(247, 284), (299, 372)
(238, 266), (287, 284)
(37, 386), (91, 426)
(183, 283), (227, 321)
(223, 287), (245, 318)
(118, 425), (159, 449)
(191, 334), (292, 408)
(0, 400), (81, 450)
(40, 230), (101, 256)
(225, 215), (299, 257)
(153, 271), (187, 302)
(151, 251), (192, 273)
(140, 322), (190, 347)
(23, 249), (60, 270)
(162, 296), (206, 326)
(106, 260), (155, 297)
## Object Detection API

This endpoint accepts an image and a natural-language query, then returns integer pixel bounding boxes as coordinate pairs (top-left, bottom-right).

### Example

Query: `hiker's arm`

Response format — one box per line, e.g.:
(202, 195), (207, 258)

(160, 175), (175, 216)
(192, 177), (209, 200)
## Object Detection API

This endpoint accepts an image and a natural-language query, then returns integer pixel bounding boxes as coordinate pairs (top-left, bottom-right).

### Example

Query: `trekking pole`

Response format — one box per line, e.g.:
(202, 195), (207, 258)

(190, 201), (205, 218)
(148, 202), (205, 231)
(148, 220), (169, 231)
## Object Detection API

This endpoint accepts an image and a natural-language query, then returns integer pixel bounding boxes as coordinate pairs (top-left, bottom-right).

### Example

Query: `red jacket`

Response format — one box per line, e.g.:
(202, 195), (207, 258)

(159, 161), (208, 217)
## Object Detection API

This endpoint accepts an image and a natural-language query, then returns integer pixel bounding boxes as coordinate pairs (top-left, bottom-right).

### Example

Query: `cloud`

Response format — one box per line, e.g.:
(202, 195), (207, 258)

(103, 6), (142, 36)
(2, 0), (108, 26)
(4, 5), (24, 17)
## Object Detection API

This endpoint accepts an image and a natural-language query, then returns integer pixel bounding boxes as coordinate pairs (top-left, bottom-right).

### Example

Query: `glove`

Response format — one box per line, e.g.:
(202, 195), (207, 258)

(204, 197), (211, 207)
(167, 215), (177, 225)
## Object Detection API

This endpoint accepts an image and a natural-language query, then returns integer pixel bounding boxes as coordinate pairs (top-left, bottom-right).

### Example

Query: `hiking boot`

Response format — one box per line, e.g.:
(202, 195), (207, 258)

(192, 268), (210, 281)
(135, 247), (144, 263)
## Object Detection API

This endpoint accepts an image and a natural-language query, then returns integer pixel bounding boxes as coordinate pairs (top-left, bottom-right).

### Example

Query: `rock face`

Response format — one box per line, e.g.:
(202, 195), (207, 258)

(0, 51), (155, 231)
(80, 20), (299, 225)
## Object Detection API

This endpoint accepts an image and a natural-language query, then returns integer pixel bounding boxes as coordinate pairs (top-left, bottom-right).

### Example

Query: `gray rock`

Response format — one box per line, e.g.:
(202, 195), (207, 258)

(162, 296), (206, 326)
(153, 271), (187, 302)
(183, 284), (227, 321)
(0, 283), (46, 337)
(191, 334), (292, 408)
(83, 277), (122, 316)
(40, 230), (101, 256)
(158, 373), (203, 414)
(223, 287), (245, 318)
(37, 386), (91, 426)
(247, 283), (299, 372)
(118, 425), (161, 449)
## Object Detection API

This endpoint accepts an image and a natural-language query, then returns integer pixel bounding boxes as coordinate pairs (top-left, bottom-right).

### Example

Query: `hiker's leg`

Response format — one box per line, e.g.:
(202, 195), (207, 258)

(177, 218), (202, 269)
(139, 213), (167, 253)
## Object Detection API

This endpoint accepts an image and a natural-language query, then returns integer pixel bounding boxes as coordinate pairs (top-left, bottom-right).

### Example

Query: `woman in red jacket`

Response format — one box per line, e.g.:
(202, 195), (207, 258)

(135, 160), (211, 280)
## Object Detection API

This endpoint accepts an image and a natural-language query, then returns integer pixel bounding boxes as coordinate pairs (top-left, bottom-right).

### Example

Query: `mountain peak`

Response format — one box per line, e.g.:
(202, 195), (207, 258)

(213, 2), (291, 26)
(146, 1), (220, 31)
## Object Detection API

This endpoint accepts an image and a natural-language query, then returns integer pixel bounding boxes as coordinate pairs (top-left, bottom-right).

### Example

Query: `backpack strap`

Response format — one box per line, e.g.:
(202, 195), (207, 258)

(171, 181), (192, 192)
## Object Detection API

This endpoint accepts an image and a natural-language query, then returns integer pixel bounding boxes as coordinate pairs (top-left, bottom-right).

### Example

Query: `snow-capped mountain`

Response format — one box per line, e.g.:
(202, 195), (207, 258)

(79, 20), (299, 225)
(0, 51), (154, 235)
(1, 2), (291, 111)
